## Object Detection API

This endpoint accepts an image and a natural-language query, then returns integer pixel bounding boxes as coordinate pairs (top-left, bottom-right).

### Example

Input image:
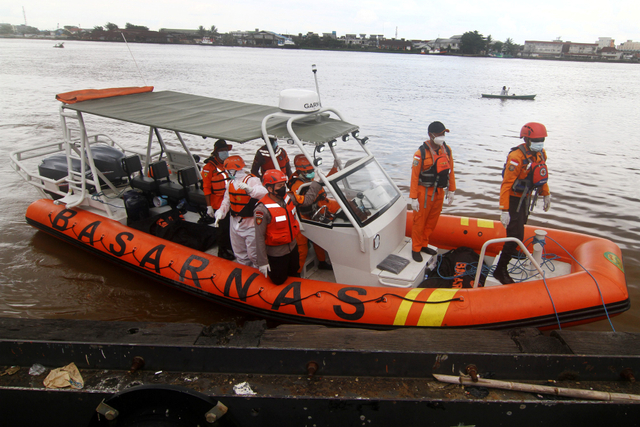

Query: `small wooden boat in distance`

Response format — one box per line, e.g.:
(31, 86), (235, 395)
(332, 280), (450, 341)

(482, 94), (536, 100)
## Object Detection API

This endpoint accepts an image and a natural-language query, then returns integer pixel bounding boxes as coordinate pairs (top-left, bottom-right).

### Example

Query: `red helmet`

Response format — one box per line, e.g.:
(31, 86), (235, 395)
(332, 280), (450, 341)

(520, 122), (547, 139)
(262, 169), (287, 185)
(293, 154), (313, 172)
(224, 155), (246, 171)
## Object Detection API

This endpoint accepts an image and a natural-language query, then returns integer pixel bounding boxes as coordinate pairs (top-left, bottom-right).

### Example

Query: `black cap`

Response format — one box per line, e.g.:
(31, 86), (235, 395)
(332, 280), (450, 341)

(214, 139), (232, 151)
(428, 121), (449, 134)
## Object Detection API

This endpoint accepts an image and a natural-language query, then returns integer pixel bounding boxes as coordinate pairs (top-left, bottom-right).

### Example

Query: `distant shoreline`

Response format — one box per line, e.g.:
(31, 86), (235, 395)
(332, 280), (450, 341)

(3, 35), (638, 64)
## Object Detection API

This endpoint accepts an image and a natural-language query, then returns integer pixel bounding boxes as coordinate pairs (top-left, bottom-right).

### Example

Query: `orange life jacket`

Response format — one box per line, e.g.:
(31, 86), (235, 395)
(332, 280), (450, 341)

(258, 147), (289, 173)
(229, 174), (259, 217)
(506, 144), (548, 193)
(259, 194), (300, 246)
(418, 143), (452, 188)
(202, 158), (228, 209)
(289, 174), (329, 218)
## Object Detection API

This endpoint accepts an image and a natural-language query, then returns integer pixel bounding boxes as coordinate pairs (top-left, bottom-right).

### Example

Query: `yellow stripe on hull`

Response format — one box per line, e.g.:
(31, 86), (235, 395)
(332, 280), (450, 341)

(417, 289), (459, 327)
(393, 288), (425, 326)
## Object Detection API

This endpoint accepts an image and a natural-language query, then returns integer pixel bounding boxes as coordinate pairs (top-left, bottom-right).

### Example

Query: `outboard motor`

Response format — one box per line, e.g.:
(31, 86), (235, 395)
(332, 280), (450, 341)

(38, 144), (127, 190)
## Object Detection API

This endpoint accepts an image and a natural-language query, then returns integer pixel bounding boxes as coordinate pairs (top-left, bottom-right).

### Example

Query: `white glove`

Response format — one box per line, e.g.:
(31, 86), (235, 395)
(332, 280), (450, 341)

(446, 190), (455, 206)
(213, 210), (224, 227)
(411, 198), (419, 212)
(500, 211), (510, 229)
(259, 264), (270, 277)
(236, 182), (251, 191)
(206, 206), (215, 217)
(543, 195), (551, 212)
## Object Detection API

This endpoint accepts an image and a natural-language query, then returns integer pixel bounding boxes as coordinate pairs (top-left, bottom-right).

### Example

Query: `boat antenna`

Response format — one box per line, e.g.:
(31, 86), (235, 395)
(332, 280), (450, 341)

(311, 64), (322, 107)
(121, 32), (148, 86)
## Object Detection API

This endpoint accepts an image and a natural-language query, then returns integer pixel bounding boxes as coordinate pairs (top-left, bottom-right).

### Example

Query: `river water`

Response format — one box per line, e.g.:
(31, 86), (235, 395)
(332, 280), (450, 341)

(1, 39), (638, 331)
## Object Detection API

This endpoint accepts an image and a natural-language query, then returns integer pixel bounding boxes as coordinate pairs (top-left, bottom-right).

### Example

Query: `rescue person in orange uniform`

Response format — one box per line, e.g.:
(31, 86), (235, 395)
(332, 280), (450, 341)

(289, 154), (340, 272)
(251, 135), (293, 179)
(202, 139), (234, 260)
(254, 169), (301, 285)
(214, 155), (268, 268)
(409, 121), (456, 262)
(494, 122), (551, 284)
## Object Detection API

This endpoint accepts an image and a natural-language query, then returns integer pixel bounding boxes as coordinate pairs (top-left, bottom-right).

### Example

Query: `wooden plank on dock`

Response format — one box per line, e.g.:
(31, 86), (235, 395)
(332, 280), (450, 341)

(0, 318), (204, 346)
(260, 324), (522, 353)
(553, 331), (640, 356)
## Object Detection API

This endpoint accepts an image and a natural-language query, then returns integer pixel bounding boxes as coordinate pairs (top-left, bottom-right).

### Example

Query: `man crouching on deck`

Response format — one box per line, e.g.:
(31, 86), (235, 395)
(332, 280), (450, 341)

(254, 169), (301, 285)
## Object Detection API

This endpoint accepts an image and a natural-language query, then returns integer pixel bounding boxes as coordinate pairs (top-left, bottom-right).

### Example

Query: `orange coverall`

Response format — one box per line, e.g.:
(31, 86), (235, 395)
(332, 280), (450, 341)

(409, 142), (456, 252)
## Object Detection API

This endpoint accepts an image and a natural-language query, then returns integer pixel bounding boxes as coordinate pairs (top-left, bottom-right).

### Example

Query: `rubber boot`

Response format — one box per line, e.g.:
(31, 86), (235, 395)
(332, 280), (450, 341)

(493, 254), (514, 284)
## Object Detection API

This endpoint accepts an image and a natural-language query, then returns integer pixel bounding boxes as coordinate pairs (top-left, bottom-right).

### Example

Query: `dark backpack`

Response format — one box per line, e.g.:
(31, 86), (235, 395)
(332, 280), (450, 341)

(419, 246), (489, 288)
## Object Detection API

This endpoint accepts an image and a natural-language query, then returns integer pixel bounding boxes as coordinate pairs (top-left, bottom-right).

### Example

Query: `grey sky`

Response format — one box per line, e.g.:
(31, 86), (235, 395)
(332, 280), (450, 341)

(3, 0), (638, 45)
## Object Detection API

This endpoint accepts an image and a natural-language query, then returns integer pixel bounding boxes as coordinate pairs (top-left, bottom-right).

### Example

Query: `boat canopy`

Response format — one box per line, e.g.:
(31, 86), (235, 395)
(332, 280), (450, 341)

(61, 90), (359, 144)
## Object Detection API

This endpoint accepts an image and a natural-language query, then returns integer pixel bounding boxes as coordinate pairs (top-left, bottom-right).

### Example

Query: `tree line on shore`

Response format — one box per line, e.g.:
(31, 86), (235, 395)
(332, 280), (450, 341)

(1, 21), (521, 55)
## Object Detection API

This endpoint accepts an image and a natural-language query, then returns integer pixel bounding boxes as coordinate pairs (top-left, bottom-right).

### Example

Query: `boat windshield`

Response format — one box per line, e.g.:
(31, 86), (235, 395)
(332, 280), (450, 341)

(329, 158), (400, 227)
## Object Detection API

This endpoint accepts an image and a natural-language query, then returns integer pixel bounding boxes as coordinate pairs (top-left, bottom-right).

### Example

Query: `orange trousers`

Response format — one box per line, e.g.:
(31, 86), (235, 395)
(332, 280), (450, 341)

(411, 186), (445, 252)
(296, 232), (326, 273)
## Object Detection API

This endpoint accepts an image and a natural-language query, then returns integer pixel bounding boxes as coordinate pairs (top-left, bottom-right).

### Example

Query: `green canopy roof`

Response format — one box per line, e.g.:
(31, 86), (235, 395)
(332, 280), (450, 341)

(63, 90), (358, 144)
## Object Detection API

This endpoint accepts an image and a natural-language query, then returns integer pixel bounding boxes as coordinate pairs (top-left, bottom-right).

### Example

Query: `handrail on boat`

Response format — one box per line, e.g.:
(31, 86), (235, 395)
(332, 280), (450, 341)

(473, 237), (545, 288)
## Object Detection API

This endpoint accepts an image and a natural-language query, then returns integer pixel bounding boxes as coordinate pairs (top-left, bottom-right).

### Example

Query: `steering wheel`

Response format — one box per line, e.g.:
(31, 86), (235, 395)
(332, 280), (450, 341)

(311, 205), (328, 222)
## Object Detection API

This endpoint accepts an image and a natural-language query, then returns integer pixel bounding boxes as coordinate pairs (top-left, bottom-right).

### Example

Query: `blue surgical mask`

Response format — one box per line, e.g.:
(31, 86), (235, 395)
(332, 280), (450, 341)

(227, 169), (237, 179)
(218, 150), (229, 161)
(530, 142), (544, 152)
(306, 171), (315, 179)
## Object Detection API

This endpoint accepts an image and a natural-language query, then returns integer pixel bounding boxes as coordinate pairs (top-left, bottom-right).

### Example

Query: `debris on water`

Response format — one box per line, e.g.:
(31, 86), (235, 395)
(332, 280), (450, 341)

(28, 363), (46, 376)
(233, 381), (256, 395)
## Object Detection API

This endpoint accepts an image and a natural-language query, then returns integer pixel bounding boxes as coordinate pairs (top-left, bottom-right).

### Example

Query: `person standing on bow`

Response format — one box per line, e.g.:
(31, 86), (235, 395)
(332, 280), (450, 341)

(500, 86), (509, 96)
(409, 121), (456, 262)
(202, 139), (234, 260)
(494, 122), (551, 284)
(254, 169), (300, 285)
(251, 135), (293, 179)
(214, 155), (268, 268)
(289, 154), (340, 272)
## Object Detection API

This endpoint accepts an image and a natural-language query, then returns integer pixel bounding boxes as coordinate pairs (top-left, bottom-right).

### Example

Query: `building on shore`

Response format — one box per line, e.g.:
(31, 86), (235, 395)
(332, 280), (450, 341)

(523, 40), (598, 59)
(597, 37), (615, 49)
(429, 36), (462, 52)
(618, 40), (640, 52)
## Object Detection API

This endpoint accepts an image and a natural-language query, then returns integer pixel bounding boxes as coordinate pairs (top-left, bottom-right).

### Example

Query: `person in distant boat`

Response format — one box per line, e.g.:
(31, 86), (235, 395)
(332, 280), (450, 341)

(251, 135), (293, 179)
(214, 155), (268, 268)
(202, 139), (235, 260)
(289, 154), (340, 272)
(409, 121), (456, 262)
(500, 86), (509, 96)
(494, 122), (551, 284)
(254, 169), (300, 285)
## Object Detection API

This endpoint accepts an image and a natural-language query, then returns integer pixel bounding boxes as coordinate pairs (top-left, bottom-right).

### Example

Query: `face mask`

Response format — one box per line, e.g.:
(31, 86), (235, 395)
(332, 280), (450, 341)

(530, 142), (544, 152)
(218, 150), (229, 161)
(227, 170), (237, 179)
(433, 136), (446, 146)
(274, 186), (287, 198)
(305, 171), (315, 179)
